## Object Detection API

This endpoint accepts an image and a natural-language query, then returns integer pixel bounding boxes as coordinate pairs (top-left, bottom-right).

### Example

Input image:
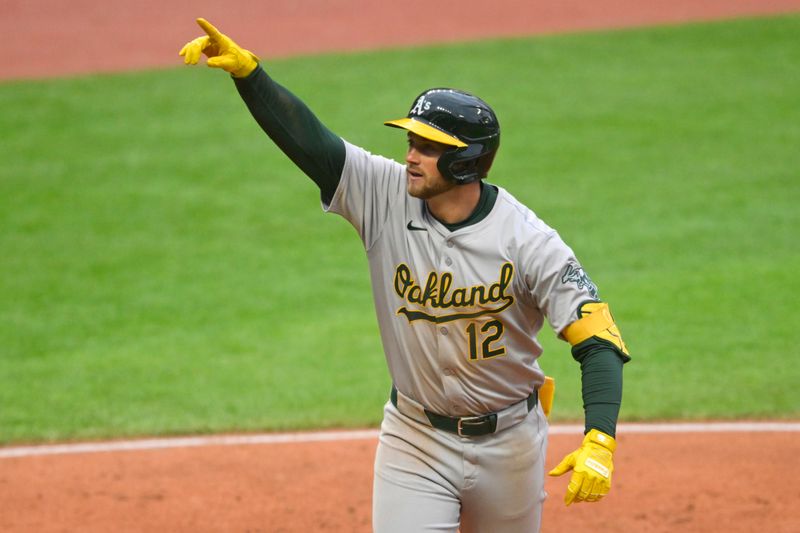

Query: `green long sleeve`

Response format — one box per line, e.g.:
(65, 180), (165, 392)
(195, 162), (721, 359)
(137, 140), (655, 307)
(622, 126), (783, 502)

(571, 338), (627, 437)
(233, 66), (346, 203)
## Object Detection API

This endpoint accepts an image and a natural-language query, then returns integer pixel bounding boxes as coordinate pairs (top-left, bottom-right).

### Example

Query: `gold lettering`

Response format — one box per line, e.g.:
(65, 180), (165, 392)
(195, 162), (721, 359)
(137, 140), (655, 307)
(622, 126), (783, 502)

(439, 273), (453, 307)
(469, 285), (486, 305)
(393, 262), (516, 323)
(451, 288), (468, 307)
(422, 272), (439, 307)
(408, 285), (422, 302)
(393, 264), (413, 298)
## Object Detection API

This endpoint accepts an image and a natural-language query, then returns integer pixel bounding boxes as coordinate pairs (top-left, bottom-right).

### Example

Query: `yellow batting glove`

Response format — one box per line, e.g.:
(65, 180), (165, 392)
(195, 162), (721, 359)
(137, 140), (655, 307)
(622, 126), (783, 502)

(179, 18), (259, 78)
(548, 429), (616, 505)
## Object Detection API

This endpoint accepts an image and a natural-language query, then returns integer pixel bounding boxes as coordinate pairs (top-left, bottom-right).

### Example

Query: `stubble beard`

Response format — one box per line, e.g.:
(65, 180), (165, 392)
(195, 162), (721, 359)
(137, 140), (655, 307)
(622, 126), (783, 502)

(406, 169), (455, 200)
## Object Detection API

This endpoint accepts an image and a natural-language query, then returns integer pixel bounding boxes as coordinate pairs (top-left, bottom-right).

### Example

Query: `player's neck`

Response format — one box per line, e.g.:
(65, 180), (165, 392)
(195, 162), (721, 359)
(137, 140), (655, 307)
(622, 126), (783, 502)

(426, 181), (482, 225)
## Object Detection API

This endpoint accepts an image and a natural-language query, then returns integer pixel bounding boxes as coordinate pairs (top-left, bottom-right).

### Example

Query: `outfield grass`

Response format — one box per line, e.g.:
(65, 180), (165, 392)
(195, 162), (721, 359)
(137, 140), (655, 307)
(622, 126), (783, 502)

(1, 15), (798, 443)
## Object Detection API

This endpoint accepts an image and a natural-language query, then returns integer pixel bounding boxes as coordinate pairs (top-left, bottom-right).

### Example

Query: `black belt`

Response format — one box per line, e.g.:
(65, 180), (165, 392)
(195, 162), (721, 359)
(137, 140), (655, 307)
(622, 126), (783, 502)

(390, 386), (538, 437)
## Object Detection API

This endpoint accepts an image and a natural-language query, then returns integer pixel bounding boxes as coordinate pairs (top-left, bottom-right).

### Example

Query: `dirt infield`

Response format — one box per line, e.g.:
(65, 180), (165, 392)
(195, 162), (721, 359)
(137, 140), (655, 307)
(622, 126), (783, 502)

(1, 427), (799, 532)
(4, 0), (800, 531)
(3, 0), (800, 80)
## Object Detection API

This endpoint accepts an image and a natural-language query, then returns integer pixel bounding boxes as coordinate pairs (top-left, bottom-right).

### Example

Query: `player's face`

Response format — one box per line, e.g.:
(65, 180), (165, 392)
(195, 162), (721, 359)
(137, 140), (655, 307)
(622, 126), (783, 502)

(405, 133), (456, 199)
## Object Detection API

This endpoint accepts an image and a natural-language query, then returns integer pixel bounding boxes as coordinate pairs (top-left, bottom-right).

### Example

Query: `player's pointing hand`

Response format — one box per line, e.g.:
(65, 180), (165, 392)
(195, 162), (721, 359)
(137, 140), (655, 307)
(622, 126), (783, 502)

(179, 18), (260, 78)
(196, 18), (224, 41)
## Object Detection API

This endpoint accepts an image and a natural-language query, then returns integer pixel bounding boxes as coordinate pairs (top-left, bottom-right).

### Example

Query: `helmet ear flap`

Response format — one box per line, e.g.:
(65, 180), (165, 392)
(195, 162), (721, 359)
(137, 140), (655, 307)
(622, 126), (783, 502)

(438, 144), (483, 184)
(438, 144), (498, 184)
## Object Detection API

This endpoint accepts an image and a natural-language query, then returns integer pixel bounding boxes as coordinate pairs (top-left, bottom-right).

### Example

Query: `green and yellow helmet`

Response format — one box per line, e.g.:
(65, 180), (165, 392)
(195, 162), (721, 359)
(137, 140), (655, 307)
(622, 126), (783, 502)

(385, 88), (501, 184)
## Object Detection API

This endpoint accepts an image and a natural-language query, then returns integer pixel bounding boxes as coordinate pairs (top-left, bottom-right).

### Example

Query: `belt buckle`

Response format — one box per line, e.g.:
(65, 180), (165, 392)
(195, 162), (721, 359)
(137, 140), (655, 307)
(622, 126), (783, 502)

(457, 415), (486, 437)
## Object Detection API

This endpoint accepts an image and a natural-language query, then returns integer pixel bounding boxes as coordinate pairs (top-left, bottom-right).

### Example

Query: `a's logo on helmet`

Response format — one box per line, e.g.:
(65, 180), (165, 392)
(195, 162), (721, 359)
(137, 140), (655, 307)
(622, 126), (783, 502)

(410, 95), (432, 116)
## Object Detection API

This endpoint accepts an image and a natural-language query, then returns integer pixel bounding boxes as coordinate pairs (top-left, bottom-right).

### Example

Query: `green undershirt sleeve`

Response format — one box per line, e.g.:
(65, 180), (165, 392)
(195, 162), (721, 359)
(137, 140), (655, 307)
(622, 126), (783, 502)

(571, 338), (626, 438)
(233, 66), (346, 203)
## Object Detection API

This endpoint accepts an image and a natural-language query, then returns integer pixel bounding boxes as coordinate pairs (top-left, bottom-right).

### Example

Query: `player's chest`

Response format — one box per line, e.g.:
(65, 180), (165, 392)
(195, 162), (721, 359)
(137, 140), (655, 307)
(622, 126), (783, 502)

(376, 216), (518, 309)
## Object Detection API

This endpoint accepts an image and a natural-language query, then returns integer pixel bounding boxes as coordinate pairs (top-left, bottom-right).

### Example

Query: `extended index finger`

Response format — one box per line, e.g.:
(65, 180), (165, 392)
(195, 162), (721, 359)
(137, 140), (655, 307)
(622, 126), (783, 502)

(196, 18), (223, 40)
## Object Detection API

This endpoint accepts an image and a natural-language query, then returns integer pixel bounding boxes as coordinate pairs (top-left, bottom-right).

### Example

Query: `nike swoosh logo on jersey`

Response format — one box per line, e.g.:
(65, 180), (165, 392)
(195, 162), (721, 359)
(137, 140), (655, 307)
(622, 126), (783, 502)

(406, 221), (427, 232)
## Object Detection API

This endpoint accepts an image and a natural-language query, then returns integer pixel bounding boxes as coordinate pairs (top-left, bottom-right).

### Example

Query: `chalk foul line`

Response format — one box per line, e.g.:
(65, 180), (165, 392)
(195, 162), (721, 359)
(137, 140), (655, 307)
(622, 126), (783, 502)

(1, 422), (798, 459)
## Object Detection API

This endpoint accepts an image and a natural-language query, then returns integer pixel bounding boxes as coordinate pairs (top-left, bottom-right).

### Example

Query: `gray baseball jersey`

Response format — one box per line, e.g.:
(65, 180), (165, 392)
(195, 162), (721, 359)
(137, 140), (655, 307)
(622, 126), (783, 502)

(324, 141), (602, 533)
(325, 141), (597, 415)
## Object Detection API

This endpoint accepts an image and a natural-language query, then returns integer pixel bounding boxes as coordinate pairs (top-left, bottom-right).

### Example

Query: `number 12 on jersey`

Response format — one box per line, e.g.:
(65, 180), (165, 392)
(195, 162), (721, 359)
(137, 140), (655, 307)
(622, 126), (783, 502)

(466, 319), (506, 361)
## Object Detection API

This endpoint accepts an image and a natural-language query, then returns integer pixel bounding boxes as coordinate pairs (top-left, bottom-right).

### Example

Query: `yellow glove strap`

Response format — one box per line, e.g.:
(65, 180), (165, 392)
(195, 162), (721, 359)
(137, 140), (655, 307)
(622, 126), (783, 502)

(585, 428), (616, 453)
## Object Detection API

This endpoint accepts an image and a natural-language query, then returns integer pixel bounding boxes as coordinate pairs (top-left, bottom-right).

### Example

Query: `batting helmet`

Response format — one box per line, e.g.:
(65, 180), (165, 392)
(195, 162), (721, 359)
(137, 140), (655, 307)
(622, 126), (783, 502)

(384, 88), (500, 184)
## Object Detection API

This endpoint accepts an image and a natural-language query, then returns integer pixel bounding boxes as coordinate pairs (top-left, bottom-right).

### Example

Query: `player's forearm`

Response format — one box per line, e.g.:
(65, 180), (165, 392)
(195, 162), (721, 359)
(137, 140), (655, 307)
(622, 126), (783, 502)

(572, 339), (625, 437)
(233, 66), (345, 201)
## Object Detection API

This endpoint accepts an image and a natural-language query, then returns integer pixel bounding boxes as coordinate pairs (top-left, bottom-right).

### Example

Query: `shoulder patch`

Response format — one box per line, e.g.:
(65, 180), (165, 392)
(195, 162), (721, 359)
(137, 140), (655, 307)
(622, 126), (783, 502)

(560, 262), (599, 299)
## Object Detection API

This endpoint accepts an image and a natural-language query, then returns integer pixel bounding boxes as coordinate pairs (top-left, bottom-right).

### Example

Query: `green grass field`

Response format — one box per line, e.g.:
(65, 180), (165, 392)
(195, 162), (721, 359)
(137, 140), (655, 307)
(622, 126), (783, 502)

(1, 15), (798, 444)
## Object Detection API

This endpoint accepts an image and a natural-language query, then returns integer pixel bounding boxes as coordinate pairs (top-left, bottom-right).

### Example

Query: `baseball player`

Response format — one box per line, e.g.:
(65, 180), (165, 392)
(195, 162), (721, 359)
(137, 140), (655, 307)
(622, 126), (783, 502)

(181, 18), (630, 533)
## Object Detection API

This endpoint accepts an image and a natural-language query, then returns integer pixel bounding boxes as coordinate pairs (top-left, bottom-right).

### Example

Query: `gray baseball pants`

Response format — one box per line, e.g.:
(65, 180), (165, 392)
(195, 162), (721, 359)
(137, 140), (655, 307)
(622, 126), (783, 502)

(373, 400), (548, 532)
